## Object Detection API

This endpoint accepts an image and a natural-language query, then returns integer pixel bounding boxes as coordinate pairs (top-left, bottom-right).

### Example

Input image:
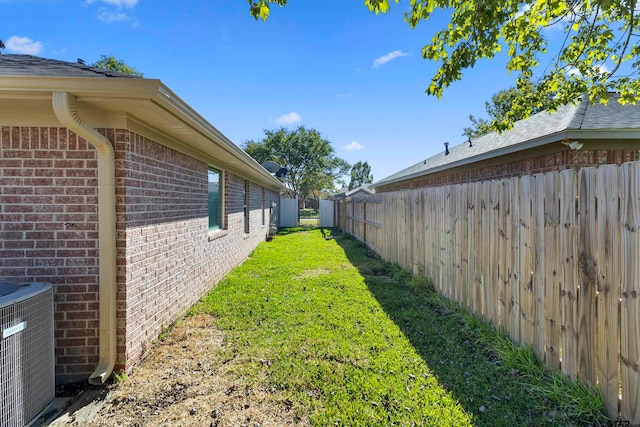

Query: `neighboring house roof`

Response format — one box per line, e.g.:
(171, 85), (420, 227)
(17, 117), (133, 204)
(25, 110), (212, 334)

(330, 187), (349, 199)
(0, 55), (284, 192)
(372, 94), (640, 189)
(331, 184), (374, 199)
(0, 54), (139, 78)
(346, 184), (375, 198)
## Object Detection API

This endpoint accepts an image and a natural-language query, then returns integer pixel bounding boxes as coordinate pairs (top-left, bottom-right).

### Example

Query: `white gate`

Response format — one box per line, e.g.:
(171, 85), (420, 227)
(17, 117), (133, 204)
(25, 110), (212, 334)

(280, 197), (298, 227)
(319, 199), (334, 227)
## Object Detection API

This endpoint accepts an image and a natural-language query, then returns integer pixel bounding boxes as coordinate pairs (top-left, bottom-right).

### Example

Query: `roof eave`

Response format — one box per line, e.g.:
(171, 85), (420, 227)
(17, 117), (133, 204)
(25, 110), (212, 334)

(0, 75), (161, 98)
(0, 75), (285, 192)
(372, 126), (640, 190)
(371, 130), (570, 189)
(153, 84), (285, 191)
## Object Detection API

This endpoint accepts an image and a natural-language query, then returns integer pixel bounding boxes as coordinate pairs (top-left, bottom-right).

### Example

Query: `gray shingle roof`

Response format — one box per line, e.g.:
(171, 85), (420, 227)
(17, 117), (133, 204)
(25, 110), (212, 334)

(0, 54), (140, 78)
(373, 94), (640, 188)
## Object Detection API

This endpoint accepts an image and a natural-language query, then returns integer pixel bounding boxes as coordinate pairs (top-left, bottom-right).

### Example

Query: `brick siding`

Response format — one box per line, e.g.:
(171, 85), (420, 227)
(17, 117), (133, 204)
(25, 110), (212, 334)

(1, 126), (281, 383)
(0, 127), (100, 381)
(376, 148), (639, 192)
(114, 131), (280, 373)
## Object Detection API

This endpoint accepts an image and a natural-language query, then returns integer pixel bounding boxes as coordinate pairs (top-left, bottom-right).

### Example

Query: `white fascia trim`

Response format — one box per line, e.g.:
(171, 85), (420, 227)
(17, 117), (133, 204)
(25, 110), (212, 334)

(154, 85), (284, 190)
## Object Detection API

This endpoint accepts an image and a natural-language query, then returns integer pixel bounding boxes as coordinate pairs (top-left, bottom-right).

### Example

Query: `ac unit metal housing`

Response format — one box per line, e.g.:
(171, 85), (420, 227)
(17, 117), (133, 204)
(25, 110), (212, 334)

(0, 279), (55, 427)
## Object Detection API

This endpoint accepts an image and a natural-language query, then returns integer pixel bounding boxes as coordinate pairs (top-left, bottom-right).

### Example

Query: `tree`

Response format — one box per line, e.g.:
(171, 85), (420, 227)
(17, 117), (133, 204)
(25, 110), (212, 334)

(248, 0), (640, 131)
(348, 161), (373, 190)
(243, 126), (350, 206)
(91, 54), (143, 77)
(463, 85), (553, 138)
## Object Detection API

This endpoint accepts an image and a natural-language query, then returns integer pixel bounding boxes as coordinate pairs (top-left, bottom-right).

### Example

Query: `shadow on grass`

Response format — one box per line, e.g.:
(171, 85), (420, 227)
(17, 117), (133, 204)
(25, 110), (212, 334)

(327, 228), (562, 427)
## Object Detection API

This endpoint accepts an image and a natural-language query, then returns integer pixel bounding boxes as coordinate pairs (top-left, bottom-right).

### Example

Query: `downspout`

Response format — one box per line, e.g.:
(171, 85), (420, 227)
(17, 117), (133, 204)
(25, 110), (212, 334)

(52, 92), (117, 384)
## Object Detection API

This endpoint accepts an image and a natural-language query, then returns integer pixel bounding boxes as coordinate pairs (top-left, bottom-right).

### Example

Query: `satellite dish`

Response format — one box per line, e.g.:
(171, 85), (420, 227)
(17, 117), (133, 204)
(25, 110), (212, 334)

(261, 161), (281, 174)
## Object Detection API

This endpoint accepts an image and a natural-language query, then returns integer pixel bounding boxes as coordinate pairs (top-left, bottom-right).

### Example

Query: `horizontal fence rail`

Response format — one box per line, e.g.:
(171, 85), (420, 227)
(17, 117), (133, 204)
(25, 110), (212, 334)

(336, 161), (640, 422)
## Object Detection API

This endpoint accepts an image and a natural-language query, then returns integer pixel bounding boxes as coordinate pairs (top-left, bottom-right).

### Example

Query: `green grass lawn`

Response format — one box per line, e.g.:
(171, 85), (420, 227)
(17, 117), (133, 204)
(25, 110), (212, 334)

(191, 228), (608, 426)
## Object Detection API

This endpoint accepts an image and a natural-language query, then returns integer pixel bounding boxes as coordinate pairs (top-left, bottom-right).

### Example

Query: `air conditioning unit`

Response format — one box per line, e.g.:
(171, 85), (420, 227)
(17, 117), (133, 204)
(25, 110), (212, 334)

(0, 279), (55, 427)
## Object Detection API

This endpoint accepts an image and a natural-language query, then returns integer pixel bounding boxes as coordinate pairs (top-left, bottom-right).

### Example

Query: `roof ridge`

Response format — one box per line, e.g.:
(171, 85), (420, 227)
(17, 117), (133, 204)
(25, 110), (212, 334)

(566, 95), (589, 130)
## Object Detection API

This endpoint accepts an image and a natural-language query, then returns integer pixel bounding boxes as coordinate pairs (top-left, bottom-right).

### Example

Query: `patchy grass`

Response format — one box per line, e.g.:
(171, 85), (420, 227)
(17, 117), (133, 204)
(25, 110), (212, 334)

(299, 208), (319, 219)
(190, 228), (607, 426)
(299, 218), (319, 226)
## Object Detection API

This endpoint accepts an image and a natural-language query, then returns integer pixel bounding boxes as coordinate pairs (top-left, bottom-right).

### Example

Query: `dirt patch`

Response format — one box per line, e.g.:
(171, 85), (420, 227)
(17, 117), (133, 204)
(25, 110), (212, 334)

(82, 314), (309, 427)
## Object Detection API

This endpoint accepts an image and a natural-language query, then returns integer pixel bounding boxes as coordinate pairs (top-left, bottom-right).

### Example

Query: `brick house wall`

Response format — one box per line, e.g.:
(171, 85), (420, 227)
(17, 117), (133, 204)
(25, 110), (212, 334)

(375, 148), (639, 193)
(1, 126), (280, 383)
(0, 127), (100, 380)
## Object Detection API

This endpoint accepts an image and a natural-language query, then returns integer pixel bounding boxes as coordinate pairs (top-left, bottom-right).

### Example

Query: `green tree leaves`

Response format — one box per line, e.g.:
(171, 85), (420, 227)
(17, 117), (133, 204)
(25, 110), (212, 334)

(91, 55), (143, 77)
(248, 0), (640, 130)
(348, 161), (374, 190)
(243, 126), (350, 203)
(463, 84), (554, 137)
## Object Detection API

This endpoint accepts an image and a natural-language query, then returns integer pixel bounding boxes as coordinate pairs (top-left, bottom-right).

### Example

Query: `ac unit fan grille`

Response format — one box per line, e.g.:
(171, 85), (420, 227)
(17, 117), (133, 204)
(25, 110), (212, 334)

(0, 281), (54, 427)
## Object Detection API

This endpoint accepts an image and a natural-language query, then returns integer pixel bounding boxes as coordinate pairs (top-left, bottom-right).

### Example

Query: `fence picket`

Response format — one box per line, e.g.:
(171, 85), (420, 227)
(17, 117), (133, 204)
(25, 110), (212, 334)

(466, 184), (475, 313)
(334, 160), (640, 420)
(499, 179), (512, 330)
(577, 168), (597, 385)
(472, 183), (483, 317)
(621, 162), (640, 423)
(481, 181), (491, 322)
(489, 181), (501, 327)
(596, 165), (621, 417)
(560, 169), (579, 380)
(544, 172), (561, 370)
(532, 174), (546, 361)
(509, 178), (521, 342)
(458, 185), (469, 309)
(519, 175), (534, 345)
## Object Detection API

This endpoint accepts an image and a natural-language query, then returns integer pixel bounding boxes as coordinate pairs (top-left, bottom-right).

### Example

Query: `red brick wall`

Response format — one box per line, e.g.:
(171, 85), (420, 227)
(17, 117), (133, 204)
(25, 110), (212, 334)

(114, 131), (279, 373)
(376, 148), (639, 192)
(1, 126), (281, 382)
(0, 127), (100, 382)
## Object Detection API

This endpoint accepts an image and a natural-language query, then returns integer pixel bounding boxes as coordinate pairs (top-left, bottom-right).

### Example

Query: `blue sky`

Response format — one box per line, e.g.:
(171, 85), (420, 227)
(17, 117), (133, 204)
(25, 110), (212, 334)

(2, 0), (526, 183)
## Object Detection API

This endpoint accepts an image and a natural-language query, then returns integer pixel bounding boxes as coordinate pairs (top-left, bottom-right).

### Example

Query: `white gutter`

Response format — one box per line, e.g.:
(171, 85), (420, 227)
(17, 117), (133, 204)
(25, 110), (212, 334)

(52, 92), (117, 384)
(153, 85), (285, 191)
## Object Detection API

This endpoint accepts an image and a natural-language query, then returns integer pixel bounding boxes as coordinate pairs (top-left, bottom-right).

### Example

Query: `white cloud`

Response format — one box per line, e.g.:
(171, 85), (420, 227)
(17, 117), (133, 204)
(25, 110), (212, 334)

(567, 63), (610, 77)
(567, 68), (581, 77)
(97, 10), (130, 23)
(372, 50), (408, 68)
(86, 0), (138, 8)
(515, 4), (530, 18)
(276, 112), (302, 125)
(344, 141), (364, 152)
(87, 0), (138, 25)
(5, 36), (42, 54)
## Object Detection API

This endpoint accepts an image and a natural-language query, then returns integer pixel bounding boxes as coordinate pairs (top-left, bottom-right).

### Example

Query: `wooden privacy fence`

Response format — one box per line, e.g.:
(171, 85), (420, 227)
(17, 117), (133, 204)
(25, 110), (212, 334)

(336, 161), (640, 422)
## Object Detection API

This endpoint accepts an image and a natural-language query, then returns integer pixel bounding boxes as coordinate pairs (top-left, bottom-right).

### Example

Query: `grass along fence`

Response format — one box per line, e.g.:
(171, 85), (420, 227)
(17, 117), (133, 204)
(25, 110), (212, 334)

(336, 161), (640, 422)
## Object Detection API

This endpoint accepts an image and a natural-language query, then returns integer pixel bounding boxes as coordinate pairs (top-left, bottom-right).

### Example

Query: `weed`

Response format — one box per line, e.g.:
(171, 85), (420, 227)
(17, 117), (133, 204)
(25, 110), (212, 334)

(113, 370), (128, 384)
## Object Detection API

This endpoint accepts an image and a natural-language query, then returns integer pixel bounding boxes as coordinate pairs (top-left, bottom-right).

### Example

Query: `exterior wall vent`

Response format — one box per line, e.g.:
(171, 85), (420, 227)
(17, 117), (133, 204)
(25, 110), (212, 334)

(0, 279), (55, 427)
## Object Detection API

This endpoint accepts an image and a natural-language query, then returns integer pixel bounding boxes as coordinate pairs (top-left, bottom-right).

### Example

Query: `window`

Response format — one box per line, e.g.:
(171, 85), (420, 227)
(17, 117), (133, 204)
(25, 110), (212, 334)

(261, 188), (266, 226)
(244, 180), (250, 234)
(208, 168), (222, 231)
